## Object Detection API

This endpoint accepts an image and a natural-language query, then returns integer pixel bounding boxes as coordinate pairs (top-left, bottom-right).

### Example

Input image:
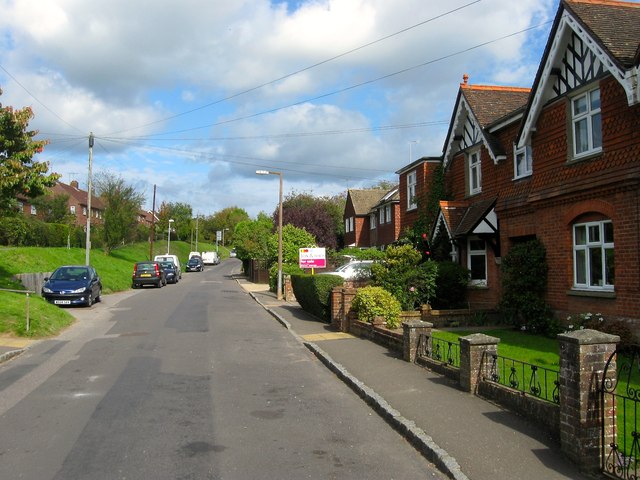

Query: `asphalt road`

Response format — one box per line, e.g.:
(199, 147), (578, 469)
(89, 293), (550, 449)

(0, 259), (444, 479)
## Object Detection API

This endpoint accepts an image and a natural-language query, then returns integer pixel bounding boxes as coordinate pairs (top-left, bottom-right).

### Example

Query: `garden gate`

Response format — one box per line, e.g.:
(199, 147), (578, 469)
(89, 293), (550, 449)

(601, 345), (640, 479)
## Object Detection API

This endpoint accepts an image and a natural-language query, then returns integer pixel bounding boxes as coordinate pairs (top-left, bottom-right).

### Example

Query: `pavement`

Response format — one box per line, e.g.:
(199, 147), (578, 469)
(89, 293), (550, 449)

(0, 278), (594, 480)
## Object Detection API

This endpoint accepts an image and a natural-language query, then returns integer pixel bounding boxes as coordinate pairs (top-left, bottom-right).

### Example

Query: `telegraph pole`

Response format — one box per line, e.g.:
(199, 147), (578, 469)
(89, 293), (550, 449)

(85, 133), (94, 266)
(149, 184), (156, 260)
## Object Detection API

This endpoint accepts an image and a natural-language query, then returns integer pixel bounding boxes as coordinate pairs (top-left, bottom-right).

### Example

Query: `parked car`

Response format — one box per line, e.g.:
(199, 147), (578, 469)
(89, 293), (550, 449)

(153, 254), (182, 279)
(158, 261), (179, 284)
(132, 261), (166, 288)
(201, 251), (219, 265)
(42, 265), (102, 307)
(185, 257), (204, 272)
(320, 260), (374, 280)
(229, 248), (237, 258)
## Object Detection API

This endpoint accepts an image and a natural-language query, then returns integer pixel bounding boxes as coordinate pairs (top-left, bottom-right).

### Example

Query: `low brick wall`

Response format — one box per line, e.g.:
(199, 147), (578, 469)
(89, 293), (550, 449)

(350, 320), (403, 353)
(424, 307), (500, 328)
(478, 381), (560, 439)
(416, 357), (461, 384)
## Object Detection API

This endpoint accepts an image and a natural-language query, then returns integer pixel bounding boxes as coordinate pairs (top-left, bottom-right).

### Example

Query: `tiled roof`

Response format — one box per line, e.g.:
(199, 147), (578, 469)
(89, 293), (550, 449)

(453, 198), (497, 238)
(52, 182), (105, 210)
(564, 0), (640, 67)
(461, 84), (530, 128)
(348, 189), (386, 215)
(372, 186), (399, 209)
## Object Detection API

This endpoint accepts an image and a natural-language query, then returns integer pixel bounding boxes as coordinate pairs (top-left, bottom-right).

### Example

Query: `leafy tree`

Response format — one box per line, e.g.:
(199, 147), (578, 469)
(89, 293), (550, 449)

(94, 173), (145, 253)
(267, 223), (317, 264)
(278, 191), (345, 250)
(202, 206), (249, 245)
(30, 193), (74, 224)
(158, 201), (193, 241)
(0, 89), (59, 215)
(233, 213), (273, 261)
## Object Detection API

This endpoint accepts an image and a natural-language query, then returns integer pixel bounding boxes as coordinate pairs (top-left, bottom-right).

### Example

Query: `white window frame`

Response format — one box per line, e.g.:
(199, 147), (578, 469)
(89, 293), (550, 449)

(572, 87), (602, 159)
(70, 205), (76, 214)
(407, 171), (417, 210)
(468, 149), (482, 195)
(82, 206), (87, 216)
(385, 205), (391, 223)
(573, 220), (614, 291)
(467, 236), (487, 286)
(30, 205), (37, 215)
(370, 213), (376, 230)
(514, 145), (532, 179)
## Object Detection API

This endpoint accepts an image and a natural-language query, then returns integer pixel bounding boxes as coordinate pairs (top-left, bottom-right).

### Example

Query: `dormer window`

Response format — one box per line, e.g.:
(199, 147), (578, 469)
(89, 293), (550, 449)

(514, 145), (532, 179)
(572, 87), (602, 159)
(468, 149), (481, 195)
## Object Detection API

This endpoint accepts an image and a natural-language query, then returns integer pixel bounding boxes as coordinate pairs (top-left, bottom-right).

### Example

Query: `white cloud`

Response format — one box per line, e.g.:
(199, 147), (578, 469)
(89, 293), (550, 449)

(0, 0), (559, 217)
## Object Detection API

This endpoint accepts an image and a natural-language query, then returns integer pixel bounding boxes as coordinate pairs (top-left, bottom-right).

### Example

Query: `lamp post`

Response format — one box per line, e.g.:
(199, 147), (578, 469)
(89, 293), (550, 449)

(222, 228), (229, 247)
(167, 218), (174, 254)
(256, 170), (283, 301)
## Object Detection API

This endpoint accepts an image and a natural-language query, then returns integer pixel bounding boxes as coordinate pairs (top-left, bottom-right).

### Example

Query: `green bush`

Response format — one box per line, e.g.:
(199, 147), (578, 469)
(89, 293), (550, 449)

(371, 244), (437, 310)
(500, 239), (553, 334)
(432, 261), (469, 309)
(291, 273), (344, 322)
(269, 262), (305, 293)
(351, 286), (402, 329)
(0, 216), (28, 245)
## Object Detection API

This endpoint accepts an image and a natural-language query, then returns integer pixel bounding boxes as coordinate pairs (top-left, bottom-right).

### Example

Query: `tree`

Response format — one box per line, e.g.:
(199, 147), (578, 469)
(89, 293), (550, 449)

(278, 191), (345, 250)
(30, 193), (74, 224)
(94, 173), (145, 253)
(0, 89), (59, 215)
(202, 206), (249, 245)
(233, 213), (274, 261)
(157, 202), (193, 241)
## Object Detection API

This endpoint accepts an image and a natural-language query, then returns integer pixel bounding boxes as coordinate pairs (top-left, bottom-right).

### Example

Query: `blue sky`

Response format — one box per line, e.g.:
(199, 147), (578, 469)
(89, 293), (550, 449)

(0, 0), (560, 218)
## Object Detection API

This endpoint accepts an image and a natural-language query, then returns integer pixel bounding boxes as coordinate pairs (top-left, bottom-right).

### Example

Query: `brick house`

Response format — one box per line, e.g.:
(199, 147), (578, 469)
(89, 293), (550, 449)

(344, 189), (389, 248)
(432, 0), (640, 323)
(17, 180), (104, 226)
(396, 156), (442, 235)
(368, 186), (400, 248)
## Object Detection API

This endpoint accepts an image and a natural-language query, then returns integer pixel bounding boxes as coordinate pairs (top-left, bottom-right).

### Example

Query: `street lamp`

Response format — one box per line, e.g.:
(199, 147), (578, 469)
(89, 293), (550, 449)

(167, 219), (174, 254)
(256, 169), (283, 301)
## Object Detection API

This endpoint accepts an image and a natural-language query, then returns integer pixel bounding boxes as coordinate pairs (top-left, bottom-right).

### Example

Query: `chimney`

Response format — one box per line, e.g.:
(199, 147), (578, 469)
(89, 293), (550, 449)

(461, 73), (469, 87)
(70, 180), (79, 189)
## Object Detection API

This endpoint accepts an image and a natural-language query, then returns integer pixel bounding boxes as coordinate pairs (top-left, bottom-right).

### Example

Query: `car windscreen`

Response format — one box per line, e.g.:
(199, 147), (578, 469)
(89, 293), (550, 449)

(159, 262), (175, 269)
(136, 263), (157, 272)
(50, 267), (88, 280)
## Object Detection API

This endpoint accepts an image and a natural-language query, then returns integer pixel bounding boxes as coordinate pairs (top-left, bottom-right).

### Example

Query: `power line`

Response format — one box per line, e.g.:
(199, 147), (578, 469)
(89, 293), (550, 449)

(105, 0), (482, 136)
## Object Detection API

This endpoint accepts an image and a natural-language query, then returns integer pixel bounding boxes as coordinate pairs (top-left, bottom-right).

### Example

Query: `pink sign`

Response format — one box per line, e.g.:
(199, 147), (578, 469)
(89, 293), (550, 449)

(299, 248), (326, 269)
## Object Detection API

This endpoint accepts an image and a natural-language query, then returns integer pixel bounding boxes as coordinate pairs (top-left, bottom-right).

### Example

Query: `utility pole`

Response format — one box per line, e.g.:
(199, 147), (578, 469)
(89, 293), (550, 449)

(85, 133), (94, 266)
(149, 184), (156, 260)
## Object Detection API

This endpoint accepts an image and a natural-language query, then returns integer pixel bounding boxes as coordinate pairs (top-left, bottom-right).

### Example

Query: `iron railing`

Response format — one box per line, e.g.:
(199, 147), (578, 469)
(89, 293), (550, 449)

(485, 353), (560, 404)
(417, 334), (460, 368)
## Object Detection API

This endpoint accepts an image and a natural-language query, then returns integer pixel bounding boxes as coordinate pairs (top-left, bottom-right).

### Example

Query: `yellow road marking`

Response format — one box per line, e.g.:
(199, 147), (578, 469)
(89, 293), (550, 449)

(0, 338), (35, 349)
(302, 332), (355, 342)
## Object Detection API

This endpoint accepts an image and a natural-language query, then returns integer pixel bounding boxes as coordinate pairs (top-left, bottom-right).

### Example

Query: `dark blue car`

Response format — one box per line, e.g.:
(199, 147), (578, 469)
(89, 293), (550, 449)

(42, 265), (102, 307)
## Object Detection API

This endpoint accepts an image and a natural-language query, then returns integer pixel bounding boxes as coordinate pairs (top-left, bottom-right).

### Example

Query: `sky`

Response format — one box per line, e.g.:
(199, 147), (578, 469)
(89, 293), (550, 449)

(0, 0), (560, 218)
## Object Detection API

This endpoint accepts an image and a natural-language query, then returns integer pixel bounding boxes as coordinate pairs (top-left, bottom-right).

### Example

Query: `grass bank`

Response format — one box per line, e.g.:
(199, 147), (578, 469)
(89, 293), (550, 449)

(0, 241), (227, 337)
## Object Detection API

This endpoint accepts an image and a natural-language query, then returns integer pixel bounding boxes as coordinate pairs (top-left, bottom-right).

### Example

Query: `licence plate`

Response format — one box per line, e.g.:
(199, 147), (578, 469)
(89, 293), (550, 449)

(54, 300), (71, 305)
(140, 273), (152, 277)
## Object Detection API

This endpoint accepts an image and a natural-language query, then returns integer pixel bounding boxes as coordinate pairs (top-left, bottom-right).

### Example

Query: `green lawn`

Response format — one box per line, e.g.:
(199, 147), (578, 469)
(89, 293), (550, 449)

(0, 240), (227, 337)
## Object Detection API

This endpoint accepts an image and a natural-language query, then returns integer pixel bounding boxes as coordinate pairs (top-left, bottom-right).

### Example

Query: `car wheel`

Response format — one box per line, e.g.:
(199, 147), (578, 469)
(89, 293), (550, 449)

(85, 294), (93, 307)
(157, 279), (163, 288)
(96, 289), (102, 302)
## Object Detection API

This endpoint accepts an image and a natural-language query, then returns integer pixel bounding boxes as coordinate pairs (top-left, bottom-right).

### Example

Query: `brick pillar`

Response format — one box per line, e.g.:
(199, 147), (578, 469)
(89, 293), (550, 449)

(557, 329), (619, 474)
(459, 333), (500, 393)
(402, 320), (433, 363)
(341, 288), (357, 333)
(330, 287), (343, 330)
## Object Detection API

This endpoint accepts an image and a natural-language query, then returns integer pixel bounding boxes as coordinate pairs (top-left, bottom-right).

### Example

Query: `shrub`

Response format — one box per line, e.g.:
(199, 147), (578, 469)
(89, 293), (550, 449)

(351, 286), (402, 329)
(500, 239), (553, 334)
(269, 262), (304, 293)
(431, 261), (469, 309)
(371, 244), (437, 310)
(291, 273), (344, 322)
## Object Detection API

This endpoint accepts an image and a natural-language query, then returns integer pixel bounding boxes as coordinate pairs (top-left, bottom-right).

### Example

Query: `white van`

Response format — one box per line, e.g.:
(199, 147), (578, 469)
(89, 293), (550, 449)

(188, 251), (201, 259)
(201, 251), (219, 265)
(154, 254), (182, 278)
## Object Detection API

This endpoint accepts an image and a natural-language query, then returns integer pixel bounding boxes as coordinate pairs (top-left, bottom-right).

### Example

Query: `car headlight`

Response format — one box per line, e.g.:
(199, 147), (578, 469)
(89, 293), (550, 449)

(42, 286), (52, 293)
(71, 287), (88, 293)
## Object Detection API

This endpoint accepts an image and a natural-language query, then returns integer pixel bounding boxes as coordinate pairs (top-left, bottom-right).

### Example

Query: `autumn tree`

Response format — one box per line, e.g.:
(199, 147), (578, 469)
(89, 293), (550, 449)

(0, 88), (59, 215)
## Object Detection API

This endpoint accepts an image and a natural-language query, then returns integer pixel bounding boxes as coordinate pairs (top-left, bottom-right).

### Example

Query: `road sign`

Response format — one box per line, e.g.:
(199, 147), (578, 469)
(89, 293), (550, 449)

(299, 247), (326, 269)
